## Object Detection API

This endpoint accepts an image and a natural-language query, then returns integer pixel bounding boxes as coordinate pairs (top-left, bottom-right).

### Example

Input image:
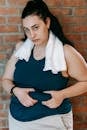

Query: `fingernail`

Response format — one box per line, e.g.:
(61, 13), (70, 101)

(42, 101), (45, 104)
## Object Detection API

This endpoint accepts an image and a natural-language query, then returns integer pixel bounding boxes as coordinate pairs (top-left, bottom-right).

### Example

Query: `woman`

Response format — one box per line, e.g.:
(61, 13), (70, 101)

(2, 0), (87, 130)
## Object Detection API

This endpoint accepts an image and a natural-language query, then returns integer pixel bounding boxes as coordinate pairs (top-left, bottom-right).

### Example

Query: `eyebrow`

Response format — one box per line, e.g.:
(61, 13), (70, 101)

(23, 24), (39, 30)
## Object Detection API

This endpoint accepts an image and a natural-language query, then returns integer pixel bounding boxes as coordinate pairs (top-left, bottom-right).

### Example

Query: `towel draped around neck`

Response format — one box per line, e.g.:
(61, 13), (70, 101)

(14, 31), (67, 74)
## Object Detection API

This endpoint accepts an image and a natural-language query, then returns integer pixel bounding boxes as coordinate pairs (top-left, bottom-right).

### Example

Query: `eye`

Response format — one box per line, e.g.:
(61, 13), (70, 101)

(33, 26), (39, 31)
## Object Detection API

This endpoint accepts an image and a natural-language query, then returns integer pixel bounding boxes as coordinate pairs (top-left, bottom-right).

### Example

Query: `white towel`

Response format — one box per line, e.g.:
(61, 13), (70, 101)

(14, 31), (67, 74)
(15, 38), (34, 61)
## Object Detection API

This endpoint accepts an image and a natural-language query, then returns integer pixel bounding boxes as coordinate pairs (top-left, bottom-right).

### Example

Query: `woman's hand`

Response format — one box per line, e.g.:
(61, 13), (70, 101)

(42, 90), (64, 109)
(13, 87), (38, 107)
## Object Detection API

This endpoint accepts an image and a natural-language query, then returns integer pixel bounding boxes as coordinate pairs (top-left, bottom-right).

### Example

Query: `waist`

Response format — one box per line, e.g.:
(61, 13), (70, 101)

(10, 92), (72, 122)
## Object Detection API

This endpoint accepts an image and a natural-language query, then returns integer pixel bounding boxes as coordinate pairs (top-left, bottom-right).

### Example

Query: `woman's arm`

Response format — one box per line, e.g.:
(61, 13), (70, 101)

(2, 53), (18, 94)
(42, 45), (87, 108)
(61, 44), (87, 98)
(2, 42), (23, 94)
(2, 42), (37, 107)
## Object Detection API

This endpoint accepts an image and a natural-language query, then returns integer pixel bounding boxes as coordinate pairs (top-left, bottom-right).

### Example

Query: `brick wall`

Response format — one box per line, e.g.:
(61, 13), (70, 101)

(0, 0), (87, 130)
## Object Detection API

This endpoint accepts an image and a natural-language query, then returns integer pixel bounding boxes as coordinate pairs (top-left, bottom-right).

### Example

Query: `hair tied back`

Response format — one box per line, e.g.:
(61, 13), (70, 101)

(33, 0), (43, 3)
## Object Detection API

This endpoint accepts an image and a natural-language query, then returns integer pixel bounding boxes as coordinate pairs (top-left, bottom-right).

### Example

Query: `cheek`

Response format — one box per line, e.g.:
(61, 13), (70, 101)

(43, 29), (49, 38)
(40, 27), (48, 37)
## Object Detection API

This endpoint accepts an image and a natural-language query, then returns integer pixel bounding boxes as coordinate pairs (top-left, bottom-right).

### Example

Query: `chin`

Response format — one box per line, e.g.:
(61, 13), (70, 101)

(34, 42), (42, 46)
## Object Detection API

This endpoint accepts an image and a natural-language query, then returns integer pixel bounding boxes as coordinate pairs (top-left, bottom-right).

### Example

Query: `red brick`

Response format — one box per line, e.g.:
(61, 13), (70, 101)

(75, 42), (87, 57)
(8, 16), (21, 24)
(44, 0), (62, 6)
(8, 0), (28, 6)
(71, 96), (83, 106)
(51, 8), (72, 16)
(4, 104), (9, 110)
(0, 8), (19, 15)
(74, 122), (87, 129)
(66, 34), (82, 41)
(84, 115), (87, 121)
(82, 34), (87, 41)
(63, 0), (87, 6)
(0, 0), (5, 5)
(4, 35), (23, 43)
(62, 16), (87, 24)
(0, 54), (6, 60)
(0, 112), (8, 118)
(0, 17), (6, 24)
(0, 120), (7, 127)
(75, 43), (87, 49)
(74, 113), (85, 121)
(0, 36), (3, 43)
(63, 25), (87, 33)
(0, 45), (10, 52)
(2, 95), (10, 101)
(73, 106), (87, 112)
(0, 25), (18, 33)
(75, 8), (87, 16)
(0, 104), (3, 109)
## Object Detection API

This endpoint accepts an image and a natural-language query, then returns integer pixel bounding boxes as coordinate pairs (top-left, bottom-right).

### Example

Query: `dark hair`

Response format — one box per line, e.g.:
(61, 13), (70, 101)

(21, 0), (73, 46)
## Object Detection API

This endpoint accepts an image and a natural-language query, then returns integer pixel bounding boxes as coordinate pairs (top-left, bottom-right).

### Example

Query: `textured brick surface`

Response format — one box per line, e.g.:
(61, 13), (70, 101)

(0, 0), (87, 130)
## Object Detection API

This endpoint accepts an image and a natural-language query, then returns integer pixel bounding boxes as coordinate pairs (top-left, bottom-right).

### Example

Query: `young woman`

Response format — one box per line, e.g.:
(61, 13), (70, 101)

(2, 0), (87, 130)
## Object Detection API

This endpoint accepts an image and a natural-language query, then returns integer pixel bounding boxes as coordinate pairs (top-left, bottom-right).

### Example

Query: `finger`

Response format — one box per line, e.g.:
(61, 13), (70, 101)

(28, 96), (38, 104)
(22, 100), (32, 107)
(32, 99), (38, 104)
(42, 101), (54, 108)
(29, 88), (35, 91)
(27, 88), (35, 92)
(25, 99), (37, 107)
(42, 99), (53, 106)
(42, 100), (58, 108)
(27, 101), (34, 107)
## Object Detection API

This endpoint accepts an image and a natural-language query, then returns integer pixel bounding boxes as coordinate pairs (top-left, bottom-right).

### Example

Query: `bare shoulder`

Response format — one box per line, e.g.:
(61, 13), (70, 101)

(9, 41), (23, 61)
(63, 44), (87, 81)
(15, 41), (23, 50)
(6, 41), (23, 69)
(63, 44), (80, 58)
(63, 44), (86, 64)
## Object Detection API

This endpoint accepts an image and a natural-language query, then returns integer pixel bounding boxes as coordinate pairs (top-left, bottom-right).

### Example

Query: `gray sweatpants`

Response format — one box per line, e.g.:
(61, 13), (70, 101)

(9, 111), (73, 130)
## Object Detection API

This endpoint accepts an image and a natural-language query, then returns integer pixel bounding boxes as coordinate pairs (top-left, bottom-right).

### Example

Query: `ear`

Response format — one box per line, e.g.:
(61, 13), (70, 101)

(45, 17), (50, 29)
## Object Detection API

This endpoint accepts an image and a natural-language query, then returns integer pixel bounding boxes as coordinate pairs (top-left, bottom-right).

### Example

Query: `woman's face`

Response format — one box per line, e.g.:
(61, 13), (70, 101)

(22, 15), (50, 46)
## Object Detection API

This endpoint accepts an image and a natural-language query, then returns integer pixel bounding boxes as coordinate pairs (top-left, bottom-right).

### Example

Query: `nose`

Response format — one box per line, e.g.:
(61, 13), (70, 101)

(29, 30), (36, 39)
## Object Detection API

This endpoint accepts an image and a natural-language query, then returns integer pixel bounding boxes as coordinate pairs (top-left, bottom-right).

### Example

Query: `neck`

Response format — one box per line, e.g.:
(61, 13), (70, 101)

(35, 43), (47, 49)
(35, 32), (50, 49)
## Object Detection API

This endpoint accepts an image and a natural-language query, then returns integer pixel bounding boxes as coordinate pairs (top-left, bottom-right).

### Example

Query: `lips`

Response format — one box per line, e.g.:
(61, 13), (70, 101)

(32, 39), (39, 43)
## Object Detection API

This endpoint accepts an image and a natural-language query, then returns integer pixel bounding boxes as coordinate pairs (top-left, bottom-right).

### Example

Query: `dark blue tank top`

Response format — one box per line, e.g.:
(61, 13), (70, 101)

(10, 50), (72, 122)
